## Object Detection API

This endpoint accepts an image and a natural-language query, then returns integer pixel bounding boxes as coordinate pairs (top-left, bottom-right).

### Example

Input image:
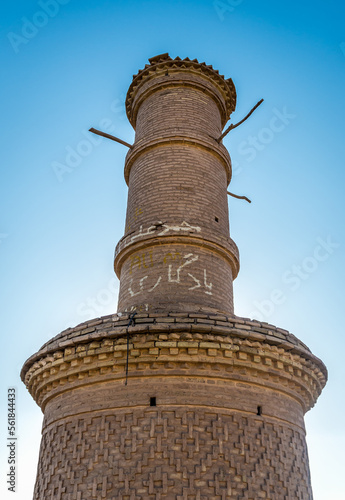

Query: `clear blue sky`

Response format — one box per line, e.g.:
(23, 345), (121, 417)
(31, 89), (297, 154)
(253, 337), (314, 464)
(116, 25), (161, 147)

(1, 1), (344, 498)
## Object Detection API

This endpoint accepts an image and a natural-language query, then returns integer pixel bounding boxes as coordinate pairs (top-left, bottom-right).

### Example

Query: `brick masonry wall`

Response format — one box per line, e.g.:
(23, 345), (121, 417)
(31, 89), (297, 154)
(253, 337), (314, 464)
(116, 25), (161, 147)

(134, 86), (223, 143)
(21, 312), (326, 499)
(33, 408), (313, 499)
(117, 243), (234, 314)
(22, 55), (327, 500)
(22, 312), (327, 415)
(115, 56), (239, 315)
(123, 146), (230, 238)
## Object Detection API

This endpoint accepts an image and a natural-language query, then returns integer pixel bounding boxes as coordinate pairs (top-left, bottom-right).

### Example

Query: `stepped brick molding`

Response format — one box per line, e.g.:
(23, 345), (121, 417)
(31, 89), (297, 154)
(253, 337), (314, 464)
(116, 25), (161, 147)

(22, 54), (327, 499)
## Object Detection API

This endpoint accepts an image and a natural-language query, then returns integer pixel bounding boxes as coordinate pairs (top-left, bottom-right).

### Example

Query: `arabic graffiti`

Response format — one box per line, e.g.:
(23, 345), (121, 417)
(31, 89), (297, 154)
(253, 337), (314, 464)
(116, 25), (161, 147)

(167, 253), (198, 283)
(128, 276), (148, 297)
(127, 251), (213, 297)
(128, 221), (201, 245)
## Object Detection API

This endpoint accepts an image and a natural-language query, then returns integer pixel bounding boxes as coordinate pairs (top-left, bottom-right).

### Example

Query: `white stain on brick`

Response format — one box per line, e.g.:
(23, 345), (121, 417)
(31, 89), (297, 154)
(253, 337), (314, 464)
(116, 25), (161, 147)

(188, 273), (201, 291)
(148, 276), (162, 292)
(128, 276), (148, 297)
(130, 221), (201, 244)
(158, 221), (201, 236)
(168, 253), (199, 283)
(204, 269), (213, 295)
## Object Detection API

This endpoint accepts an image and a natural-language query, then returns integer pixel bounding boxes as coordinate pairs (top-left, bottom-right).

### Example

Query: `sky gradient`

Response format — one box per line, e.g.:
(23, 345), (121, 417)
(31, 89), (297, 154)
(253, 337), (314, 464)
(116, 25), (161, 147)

(1, 1), (344, 498)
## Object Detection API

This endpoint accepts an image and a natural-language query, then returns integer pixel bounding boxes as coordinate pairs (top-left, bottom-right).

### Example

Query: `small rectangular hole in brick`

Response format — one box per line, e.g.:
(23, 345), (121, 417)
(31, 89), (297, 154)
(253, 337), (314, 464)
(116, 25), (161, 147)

(150, 397), (156, 407)
(215, 217), (219, 222)
(257, 405), (262, 416)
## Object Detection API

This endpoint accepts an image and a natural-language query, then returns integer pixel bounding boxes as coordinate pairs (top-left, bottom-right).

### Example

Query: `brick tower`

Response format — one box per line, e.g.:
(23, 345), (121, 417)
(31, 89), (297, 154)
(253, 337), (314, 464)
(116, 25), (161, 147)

(22, 54), (327, 499)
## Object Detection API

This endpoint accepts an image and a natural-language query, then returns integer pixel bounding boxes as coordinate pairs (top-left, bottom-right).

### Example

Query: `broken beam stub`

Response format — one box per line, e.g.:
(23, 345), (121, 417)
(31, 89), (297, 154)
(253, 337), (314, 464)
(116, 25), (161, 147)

(217, 99), (264, 143)
(89, 128), (133, 149)
(227, 191), (251, 203)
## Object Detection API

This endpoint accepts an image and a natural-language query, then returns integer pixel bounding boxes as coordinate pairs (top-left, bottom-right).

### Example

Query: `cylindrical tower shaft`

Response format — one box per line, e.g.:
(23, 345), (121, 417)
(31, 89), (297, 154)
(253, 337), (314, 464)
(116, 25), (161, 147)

(21, 54), (327, 500)
(114, 53), (239, 315)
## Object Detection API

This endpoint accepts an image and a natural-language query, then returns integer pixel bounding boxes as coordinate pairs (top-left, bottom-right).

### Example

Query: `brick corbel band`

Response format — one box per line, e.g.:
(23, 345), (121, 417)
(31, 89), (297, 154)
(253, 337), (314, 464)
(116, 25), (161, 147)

(21, 312), (327, 416)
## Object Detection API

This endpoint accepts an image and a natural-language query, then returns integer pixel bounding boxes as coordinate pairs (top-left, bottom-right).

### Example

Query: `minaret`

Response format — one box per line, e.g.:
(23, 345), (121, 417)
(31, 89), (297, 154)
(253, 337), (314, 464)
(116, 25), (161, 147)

(115, 53), (239, 316)
(22, 53), (327, 499)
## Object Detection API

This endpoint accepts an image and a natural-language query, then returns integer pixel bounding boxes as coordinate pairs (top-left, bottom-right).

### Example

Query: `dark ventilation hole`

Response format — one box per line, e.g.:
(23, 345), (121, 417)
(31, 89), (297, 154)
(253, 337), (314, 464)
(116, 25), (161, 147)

(150, 397), (157, 407)
(257, 405), (262, 416)
(215, 217), (219, 222)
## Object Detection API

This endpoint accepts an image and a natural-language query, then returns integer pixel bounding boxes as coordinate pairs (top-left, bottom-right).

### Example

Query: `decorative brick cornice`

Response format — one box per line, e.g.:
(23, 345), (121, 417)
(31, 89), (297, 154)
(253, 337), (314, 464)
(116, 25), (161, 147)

(126, 53), (237, 129)
(21, 313), (327, 414)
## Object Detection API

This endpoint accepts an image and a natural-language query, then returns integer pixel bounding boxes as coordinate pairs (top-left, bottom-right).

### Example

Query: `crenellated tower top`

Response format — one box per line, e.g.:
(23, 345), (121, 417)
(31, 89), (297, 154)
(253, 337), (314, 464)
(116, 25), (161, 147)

(126, 53), (237, 129)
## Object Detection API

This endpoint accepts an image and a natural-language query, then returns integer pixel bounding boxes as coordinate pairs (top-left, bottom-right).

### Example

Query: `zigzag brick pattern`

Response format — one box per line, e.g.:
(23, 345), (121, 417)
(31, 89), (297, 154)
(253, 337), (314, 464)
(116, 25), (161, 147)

(34, 409), (312, 500)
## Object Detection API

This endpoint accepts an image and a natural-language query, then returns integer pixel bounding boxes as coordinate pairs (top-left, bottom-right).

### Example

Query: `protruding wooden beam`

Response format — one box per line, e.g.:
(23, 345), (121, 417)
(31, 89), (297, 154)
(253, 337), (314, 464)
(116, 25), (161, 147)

(217, 99), (264, 143)
(227, 191), (251, 203)
(89, 128), (133, 149)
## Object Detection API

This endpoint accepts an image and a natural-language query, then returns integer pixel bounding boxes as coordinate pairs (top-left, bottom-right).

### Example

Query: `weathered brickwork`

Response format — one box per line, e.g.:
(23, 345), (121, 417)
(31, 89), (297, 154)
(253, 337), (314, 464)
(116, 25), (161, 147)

(123, 146), (231, 237)
(115, 53), (239, 315)
(117, 244), (234, 314)
(22, 313), (326, 417)
(22, 54), (327, 499)
(34, 409), (312, 500)
(22, 311), (326, 498)
(134, 86), (223, 143)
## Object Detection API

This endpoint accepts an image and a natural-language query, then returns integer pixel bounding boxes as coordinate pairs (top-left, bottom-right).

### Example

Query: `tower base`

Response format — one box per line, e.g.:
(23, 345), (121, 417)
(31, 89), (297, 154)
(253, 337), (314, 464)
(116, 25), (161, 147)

(22, 312), (327, 499)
